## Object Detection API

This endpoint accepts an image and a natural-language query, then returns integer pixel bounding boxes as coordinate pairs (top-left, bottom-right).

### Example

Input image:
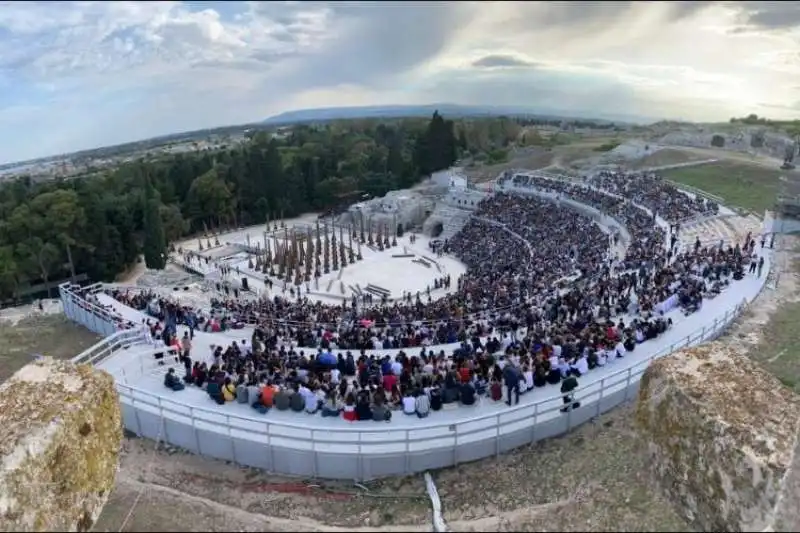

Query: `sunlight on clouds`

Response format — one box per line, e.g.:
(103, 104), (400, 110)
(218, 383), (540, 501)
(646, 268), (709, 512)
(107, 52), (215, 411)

(0, 1), (799, 163)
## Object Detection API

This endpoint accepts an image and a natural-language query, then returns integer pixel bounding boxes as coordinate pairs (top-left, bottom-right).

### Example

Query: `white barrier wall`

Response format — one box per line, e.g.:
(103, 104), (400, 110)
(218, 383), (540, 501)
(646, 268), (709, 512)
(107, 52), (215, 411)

(61, 260), (757, 479)
(70, 299), (745, 480)
(60, 283), (125, 338)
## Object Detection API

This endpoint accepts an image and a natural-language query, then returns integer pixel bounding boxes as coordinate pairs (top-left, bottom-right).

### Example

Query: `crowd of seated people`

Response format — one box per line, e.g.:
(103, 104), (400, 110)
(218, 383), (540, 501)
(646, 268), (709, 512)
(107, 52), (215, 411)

(166, 308), (674, 420)
(586, 170), (718, 223)
(120, 176), (762, 423)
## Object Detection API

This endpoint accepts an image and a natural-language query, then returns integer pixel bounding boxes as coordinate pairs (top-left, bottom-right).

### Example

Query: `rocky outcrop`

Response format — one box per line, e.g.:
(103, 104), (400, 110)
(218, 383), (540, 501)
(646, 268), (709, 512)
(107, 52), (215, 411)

(0, 358), (122, 531)
(636, 342), (800, 532)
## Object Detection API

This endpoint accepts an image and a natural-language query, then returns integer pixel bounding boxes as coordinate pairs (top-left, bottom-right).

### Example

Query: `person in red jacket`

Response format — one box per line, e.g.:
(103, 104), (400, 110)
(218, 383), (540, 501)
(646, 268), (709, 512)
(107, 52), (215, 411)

(342, 394), (357, 421)
(382, 370), (397, 392)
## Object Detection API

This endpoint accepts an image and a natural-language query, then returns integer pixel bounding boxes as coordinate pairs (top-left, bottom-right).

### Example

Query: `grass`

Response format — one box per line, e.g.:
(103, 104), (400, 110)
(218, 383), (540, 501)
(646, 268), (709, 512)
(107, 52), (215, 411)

(760, 299), (800, 390)
(660, 161), (791, 213)
(735, 242), (800, 392)
(0, 315), (99, 381)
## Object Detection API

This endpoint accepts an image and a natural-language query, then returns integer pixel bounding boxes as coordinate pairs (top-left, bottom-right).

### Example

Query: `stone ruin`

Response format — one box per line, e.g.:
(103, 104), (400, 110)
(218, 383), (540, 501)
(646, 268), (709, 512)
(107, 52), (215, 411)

(655, 126), (796, 162)
(636, 342), (800, 531)
(0, 358), (122, 531)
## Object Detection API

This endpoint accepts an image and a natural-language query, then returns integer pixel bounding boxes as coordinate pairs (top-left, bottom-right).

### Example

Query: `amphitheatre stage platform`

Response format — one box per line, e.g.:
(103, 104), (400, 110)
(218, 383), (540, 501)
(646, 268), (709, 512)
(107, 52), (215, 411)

(176, 227), (466, 305)
(66, 242), (771, 480)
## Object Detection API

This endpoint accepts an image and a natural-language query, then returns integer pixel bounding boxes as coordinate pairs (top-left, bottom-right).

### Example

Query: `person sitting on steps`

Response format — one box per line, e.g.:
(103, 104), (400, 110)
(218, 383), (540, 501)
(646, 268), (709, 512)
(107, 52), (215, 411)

(164, 368), (185, 391)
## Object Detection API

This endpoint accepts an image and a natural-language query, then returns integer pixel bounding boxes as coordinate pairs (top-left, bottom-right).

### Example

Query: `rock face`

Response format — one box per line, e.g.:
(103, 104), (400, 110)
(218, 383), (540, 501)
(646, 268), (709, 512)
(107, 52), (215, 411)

(0, 358), (122, 531)
(636, 342), (800, 532)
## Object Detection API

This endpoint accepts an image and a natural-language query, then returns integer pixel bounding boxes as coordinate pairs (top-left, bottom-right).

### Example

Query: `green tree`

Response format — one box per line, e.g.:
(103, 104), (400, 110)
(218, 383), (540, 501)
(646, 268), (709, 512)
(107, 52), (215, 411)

(142, 183), (167, 269)
(0, 110), (504, 300)
(186, 168), (236, 230)
(159, 204), (188, 245)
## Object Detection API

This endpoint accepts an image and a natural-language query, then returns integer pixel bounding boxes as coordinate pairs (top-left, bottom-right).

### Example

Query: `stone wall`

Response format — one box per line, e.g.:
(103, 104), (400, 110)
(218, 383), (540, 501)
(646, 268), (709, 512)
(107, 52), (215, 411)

(636, 343), (800, 531)
(0, 358), (122, 531)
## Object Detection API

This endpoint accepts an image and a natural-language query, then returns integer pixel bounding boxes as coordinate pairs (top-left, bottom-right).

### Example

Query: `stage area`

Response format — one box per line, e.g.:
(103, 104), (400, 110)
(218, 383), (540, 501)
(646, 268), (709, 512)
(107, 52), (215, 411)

(174, 217), (466, 305)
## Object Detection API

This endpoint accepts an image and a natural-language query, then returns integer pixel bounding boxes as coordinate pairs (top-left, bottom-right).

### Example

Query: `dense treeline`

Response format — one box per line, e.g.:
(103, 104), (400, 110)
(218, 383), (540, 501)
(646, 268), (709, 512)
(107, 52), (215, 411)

(729, 114), (800, 135)
(0, 111), (522, 303)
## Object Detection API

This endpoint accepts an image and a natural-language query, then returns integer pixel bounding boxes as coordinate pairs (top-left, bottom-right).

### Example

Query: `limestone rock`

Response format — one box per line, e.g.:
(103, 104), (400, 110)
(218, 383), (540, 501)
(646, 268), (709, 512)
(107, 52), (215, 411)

(636, 342), (800, 532)
(0, 357), (122, 532)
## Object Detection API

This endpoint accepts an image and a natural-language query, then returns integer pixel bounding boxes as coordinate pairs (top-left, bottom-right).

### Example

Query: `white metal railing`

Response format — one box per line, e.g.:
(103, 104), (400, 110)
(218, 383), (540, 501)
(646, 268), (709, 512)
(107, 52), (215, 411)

(71, 328), (145, 366)
(80, 300), (746, 457)
(664, 179), (725, 205)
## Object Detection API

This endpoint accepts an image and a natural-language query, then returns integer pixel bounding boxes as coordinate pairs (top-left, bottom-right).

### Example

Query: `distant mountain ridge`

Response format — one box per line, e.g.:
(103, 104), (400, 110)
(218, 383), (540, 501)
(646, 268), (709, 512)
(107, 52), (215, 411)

(262, 103), (661, 126)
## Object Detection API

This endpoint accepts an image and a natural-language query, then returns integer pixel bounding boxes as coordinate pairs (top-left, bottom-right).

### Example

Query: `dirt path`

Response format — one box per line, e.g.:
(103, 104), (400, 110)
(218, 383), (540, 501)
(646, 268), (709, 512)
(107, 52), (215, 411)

(116, 255), (147, 284)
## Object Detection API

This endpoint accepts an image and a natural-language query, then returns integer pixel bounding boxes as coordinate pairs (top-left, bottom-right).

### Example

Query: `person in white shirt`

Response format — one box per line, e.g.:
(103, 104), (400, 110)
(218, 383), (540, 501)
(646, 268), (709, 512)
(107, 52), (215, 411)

(402, 391), (416, 415)
(557, 358), (571, 378)
(299, 385), (318, 414)
(391, 359), (403, 376)
(596, 350), (607, 367)
(330, 367), (341, 385)
(523, 367), (534, 391)
(572, 354), (589, 376)
(614, 340), (626, 358)
(552, 344), (562, 359)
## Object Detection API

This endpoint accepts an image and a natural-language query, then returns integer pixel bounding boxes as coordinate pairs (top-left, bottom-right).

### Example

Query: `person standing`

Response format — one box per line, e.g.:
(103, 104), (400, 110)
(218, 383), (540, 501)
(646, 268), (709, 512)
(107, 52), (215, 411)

(560, 374), (580, 413)
(503, 363), (520, 406)
(181, 331), (192, 363)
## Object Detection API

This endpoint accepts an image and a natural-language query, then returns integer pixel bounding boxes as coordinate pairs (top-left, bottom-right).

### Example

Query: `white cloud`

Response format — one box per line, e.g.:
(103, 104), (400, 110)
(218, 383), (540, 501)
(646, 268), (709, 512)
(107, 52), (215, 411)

(0, 1), (799, 164)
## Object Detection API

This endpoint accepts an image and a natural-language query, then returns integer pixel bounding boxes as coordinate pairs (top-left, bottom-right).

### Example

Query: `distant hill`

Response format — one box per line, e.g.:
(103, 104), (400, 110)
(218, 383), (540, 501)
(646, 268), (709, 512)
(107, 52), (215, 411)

(263, 103), (661, 126)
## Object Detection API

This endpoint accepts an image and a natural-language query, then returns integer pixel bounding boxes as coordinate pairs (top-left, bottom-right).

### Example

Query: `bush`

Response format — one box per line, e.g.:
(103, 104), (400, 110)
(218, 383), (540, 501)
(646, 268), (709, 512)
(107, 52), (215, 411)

(711, 135), (726, 148)
(593, 140), (622, 152)
(750, 132), (765, 148)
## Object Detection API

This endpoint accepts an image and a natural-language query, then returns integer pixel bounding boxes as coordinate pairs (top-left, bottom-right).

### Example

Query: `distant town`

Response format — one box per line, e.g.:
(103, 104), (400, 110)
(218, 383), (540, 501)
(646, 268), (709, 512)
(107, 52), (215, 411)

(0, 103), (638, 182)
(0, 125), (274, 181)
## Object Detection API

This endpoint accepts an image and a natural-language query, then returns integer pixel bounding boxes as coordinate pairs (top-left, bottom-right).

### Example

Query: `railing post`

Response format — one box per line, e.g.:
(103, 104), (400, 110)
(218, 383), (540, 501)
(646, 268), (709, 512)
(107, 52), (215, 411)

(158, 396), (169, 444)
(530, 402), (539, 443)
(566, 394), (573, 431)
(227, 415), (237, 463)
(453, 423), (459, 467)
(623, 368), (632, 401)
(192, 406), (202, 454)
(268, 424), (275, 473)
(312, 432), (319, 478)
(596, 378), (605, 418)
(495, 415), (501, 457)
(132, 392), (143, 436)
(356, 432), (363, 481)
(404, 430), (411, 474)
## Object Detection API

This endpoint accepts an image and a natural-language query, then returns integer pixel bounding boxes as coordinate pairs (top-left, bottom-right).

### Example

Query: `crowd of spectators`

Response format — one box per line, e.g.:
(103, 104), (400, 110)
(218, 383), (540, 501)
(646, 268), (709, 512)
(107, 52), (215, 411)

(100, 170), (762, 422)
(586, 170), (719, 223)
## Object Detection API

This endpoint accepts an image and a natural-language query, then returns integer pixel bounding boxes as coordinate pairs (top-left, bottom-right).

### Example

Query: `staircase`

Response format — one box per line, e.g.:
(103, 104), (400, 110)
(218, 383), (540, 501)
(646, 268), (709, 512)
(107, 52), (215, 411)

(678, 214), (764, 253)
(423, 204), (472, 240)
(441, 208), (471, 240)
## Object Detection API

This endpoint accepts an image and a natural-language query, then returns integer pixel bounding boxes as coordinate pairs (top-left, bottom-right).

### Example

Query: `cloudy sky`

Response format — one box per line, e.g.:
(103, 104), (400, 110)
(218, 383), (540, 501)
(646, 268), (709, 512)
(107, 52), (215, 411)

(1, 1), (799, 164)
